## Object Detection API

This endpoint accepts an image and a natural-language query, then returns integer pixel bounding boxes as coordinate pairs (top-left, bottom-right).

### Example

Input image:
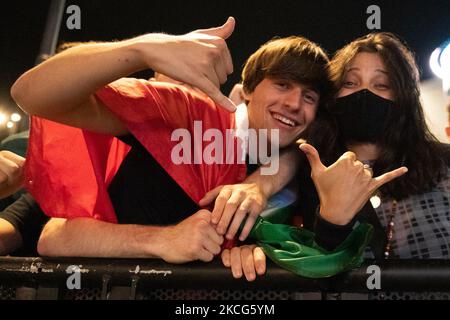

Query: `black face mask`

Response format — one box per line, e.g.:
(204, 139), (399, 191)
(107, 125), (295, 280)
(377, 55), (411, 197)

(330, 89), (395, 144)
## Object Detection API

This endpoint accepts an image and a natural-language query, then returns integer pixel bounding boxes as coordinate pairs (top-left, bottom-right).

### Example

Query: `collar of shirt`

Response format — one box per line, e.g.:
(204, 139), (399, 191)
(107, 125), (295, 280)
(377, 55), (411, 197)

(234, 103), (257, 164)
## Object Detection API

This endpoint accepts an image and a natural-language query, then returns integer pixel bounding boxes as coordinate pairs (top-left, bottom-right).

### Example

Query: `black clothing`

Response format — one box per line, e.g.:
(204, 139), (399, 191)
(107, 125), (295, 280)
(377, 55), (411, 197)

(108, 135), (199, 226)
(0, 193), (48, 256)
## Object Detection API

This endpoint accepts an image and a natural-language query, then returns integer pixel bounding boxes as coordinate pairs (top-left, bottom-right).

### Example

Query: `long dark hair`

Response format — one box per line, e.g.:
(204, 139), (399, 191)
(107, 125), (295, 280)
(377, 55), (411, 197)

(308, 32), (448, 200)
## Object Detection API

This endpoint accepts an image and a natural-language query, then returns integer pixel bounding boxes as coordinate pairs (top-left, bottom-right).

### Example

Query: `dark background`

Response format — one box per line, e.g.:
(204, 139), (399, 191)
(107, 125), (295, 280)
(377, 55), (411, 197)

(1, 0), (449, 115)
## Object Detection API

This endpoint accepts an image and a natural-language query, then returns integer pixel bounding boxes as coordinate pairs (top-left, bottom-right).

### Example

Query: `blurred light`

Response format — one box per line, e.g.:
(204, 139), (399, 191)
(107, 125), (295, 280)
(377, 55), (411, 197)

(0, 113), (6, 125)
(11, 113), (21, 122)
(6, 121), (14, 129)
(430, 40), (450, 96)
(430, 41), (450, 79)
(430, 48), (444, 79)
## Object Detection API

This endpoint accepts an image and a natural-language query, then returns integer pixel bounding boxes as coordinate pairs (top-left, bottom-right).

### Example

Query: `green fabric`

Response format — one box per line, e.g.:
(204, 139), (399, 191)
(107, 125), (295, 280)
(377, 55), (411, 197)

(261, 205), (294, 224)
(248, 217), (373, 278)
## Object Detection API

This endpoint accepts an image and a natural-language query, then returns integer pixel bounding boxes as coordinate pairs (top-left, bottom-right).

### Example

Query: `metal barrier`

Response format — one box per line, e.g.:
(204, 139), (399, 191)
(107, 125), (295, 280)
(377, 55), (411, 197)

(1, 257), (450, 300)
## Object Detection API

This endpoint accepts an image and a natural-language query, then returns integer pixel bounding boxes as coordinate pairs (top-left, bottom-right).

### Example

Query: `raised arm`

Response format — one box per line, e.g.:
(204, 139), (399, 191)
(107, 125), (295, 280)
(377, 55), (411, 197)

(11, 18), (236, 135)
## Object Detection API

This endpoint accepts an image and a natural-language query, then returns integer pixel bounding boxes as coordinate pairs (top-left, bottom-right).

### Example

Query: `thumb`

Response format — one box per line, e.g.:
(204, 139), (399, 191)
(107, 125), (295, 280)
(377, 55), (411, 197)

(199, 185), (224, 207)
(299, 143), (326, 174)
(196, 17), (235, 39)
(373, 166), (408, 189)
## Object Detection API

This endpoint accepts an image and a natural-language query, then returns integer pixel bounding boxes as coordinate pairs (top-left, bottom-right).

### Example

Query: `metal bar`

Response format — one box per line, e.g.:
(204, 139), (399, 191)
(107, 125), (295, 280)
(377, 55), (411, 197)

(1, 257), (450, 292)
(35, 0), (66, 65)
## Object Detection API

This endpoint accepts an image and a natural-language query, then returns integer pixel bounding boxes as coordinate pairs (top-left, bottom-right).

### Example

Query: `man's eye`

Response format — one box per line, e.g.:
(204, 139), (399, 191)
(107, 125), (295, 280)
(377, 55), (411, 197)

(304, 94), (317, 104)
(276, 82), (289, 89)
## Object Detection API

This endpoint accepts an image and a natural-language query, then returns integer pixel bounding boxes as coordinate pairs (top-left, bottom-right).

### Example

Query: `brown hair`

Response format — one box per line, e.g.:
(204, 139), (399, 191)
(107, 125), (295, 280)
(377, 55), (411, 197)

(309, 32), (448, 200)
(242, 36), (332, 103)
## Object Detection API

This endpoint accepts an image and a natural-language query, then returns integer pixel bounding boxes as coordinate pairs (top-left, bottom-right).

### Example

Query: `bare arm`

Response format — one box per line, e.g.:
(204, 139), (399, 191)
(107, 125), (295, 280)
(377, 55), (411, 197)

(200, 146), (300, 240)
(0, 219), (23, 255)
(38, 210), (223, 263)
(246, 145), (299, 198)
(11, 18), (236, 135)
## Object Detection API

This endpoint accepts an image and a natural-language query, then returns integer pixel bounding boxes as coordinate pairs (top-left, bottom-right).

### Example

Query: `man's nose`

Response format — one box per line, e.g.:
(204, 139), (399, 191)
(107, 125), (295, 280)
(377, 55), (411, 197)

(283, 88), (302, 112)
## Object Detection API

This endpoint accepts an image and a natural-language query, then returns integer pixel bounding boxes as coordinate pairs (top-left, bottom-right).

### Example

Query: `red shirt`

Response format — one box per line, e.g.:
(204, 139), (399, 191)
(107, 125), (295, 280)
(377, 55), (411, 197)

(26, 79), (246, 222)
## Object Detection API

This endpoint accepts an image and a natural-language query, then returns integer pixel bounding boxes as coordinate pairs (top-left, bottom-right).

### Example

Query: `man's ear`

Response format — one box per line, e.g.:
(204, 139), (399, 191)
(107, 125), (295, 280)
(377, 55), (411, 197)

(445, 126), (450, 140)
(242, 87), (252, 102)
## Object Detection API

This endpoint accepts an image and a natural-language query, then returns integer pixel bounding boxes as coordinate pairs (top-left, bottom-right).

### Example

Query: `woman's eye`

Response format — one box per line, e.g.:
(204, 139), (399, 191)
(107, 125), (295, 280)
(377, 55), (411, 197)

(344, 81), (355, 87)
(376, 83), (390, 90)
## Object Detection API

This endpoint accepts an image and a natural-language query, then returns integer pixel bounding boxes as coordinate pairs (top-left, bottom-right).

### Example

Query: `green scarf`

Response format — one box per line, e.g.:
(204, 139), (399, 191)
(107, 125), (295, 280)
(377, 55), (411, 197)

(248, 217), (373, 278)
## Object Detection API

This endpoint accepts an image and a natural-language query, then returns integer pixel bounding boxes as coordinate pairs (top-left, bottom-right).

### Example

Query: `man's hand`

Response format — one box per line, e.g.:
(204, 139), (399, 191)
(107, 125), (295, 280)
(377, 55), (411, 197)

(0, 151), (25, 199)
(221, 245), (266, 281)
(159, 209), (224, 264)
(135, 17), (237, 112)
(199, 183), (268, 241)
(299, 143), (408, 225)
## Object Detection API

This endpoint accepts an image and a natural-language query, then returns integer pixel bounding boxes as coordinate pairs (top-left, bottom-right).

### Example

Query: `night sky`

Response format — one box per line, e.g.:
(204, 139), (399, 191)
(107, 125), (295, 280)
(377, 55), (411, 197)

(1, 0), (449, 114)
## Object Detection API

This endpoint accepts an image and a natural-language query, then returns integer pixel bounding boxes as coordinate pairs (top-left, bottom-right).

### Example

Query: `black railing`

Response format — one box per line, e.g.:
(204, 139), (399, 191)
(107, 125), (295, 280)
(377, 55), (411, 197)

(1, 257), (449, 300)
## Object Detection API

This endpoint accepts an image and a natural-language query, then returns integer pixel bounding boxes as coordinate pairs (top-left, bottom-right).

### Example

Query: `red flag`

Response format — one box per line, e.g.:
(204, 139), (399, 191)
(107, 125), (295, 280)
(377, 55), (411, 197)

(26, 79), (246, 222)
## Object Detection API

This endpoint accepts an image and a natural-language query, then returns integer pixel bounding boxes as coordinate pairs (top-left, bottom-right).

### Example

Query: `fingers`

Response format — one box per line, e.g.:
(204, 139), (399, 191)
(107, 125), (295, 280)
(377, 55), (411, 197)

(0, 154), (24, 182)
(206, 224), (224, 248)
(241, 245), (257, 281)
(202, 237), (222, 257)
(362, 164), (374, 181)
(217, 191), (244, 236)
(210, 187), (232, 225)
(197, 248), (215, 262)
(221, 249), (231, 267)
(373, 166), (408, 189)
(194, 76), (236, 112)
(196, 17), (236, 40)
(226, 206), (247, 240)
(238, 215), (257, 242)
(194, 209), (212, 222)
(222, 44), (233, 75)
(1, 151), (25, 167)
(238, 199), (260, 241)
(230, 247), (243, 278)
(253, 247), (266, 275)
(199, 185), (223, 208)
(299, 143), (326, 174)
(226, 246), (266, 281)
(184, 17), (236, 112)
(193, 222), (222, 261)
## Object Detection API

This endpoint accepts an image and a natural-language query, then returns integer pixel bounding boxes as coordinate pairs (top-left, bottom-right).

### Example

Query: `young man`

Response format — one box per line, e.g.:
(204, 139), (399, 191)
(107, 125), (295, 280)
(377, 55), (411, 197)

(11, 18), (331, 263)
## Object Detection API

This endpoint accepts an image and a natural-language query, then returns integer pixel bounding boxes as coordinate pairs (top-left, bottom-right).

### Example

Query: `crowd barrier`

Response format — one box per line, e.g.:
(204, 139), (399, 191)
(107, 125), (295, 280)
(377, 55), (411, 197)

(0, 257), (449, 300)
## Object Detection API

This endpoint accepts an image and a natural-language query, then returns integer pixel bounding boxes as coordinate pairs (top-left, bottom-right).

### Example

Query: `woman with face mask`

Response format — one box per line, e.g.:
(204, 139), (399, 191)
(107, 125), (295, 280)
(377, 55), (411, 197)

(301, 32), (450, 260)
